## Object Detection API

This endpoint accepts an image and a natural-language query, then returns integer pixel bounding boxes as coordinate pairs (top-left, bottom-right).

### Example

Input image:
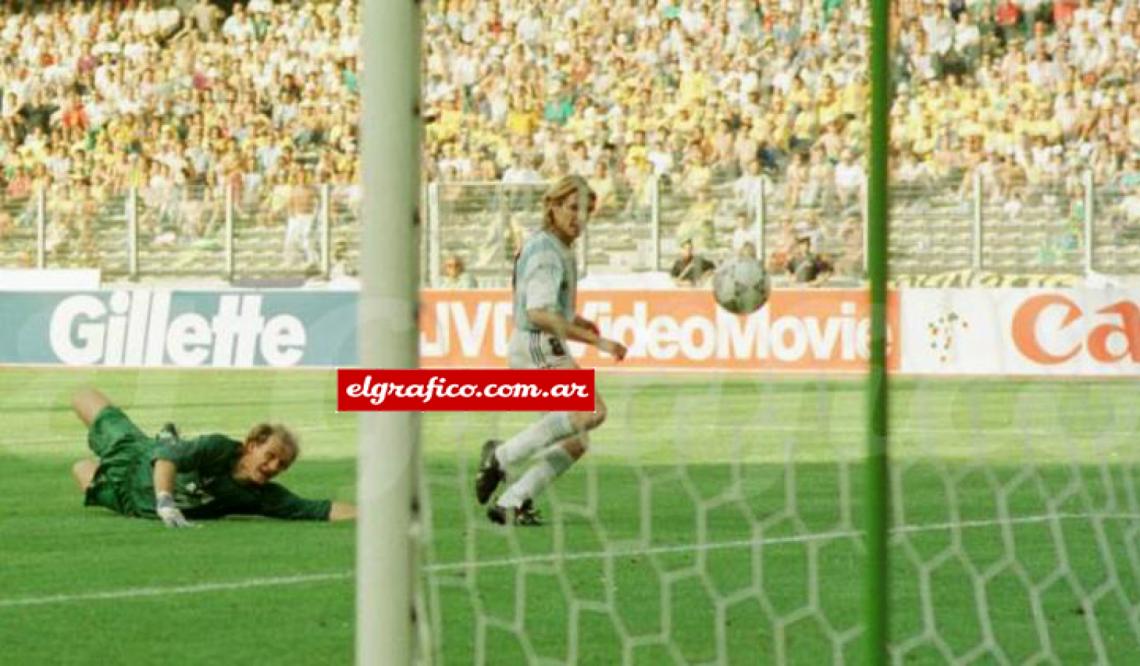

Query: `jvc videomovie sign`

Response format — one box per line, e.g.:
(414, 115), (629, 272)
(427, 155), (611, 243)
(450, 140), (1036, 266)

(0, 290), (357, 367)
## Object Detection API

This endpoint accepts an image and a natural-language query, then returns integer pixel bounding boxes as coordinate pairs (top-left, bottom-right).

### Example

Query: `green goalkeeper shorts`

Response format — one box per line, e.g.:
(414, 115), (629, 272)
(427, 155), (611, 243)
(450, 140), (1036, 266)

(84, 406), (156, 517)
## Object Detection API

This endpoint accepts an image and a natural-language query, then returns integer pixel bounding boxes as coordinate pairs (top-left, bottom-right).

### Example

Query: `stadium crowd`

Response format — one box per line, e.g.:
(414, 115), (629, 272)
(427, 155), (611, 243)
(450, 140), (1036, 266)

(2, 0), (1140, 274)
(423, 0), (1140, 248)
(0, 0), (360, 263)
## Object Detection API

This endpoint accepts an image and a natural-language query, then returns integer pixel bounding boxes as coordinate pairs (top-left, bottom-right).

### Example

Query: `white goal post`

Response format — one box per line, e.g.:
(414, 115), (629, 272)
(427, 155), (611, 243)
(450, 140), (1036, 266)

(357, 0), (422, 664)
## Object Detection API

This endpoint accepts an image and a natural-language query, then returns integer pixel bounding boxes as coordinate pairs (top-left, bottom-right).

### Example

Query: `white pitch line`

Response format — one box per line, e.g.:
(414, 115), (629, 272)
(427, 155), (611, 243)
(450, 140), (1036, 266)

(2, 513), (1137, 609)
(0, 571), (352, 609)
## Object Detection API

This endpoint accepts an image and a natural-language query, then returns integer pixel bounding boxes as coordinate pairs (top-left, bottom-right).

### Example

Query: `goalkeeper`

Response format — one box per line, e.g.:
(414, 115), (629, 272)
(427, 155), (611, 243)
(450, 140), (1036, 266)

(69, 388), (356, 527)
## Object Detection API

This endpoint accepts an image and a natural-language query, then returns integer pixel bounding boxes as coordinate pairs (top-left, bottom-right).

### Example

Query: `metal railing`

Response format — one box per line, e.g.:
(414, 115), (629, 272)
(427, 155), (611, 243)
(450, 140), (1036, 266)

(2, 182), (347, 282)
(429, 171), (1140, 287)
(2, 172), (1138, 284)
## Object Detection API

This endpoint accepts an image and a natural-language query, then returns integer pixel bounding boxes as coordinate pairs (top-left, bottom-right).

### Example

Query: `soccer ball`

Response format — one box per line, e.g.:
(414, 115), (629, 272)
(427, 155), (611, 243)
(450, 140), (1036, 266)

(712, 256), (771, 315)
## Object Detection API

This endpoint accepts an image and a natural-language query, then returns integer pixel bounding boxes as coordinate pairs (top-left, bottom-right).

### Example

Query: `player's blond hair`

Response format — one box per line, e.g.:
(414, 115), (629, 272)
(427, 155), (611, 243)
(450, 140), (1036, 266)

(542, 175), (596, 230)
(245, 423), (299, 461)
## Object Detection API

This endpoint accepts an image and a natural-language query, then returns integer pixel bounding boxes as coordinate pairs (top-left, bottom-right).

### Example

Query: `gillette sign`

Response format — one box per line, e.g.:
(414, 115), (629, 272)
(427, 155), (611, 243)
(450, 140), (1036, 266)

(51, 291), (304, 366)
(1, 290), (356, 367)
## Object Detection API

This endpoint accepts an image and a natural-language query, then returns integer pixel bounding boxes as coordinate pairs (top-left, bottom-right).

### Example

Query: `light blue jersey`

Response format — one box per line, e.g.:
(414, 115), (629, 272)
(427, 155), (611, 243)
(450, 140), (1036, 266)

(512, 229), (577, 333)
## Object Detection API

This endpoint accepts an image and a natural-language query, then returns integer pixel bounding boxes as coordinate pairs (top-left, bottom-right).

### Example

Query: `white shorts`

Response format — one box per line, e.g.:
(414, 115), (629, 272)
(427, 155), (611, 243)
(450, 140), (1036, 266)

(507, 330), (577, 370)
(285, 214), (313, 240)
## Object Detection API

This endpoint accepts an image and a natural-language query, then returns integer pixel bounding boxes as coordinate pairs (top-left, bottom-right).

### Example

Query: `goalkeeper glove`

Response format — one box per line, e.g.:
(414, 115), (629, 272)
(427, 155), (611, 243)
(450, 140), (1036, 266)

(156, 492), (194, 528)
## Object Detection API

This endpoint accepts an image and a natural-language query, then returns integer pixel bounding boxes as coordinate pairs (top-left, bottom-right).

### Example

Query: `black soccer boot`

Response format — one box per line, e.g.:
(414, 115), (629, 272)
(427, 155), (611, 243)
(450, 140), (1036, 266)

(474, 439), (505, 505)
(487, 499), (544, 526)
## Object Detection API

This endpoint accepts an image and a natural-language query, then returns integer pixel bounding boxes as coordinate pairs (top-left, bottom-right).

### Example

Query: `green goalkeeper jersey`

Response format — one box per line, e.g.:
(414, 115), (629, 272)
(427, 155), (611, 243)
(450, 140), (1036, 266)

(84, 407), (331, 521)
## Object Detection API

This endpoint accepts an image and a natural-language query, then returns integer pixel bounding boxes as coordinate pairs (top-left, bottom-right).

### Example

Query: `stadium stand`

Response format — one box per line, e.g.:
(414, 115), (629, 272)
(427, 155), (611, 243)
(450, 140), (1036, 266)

(0, 0), (1138, 283)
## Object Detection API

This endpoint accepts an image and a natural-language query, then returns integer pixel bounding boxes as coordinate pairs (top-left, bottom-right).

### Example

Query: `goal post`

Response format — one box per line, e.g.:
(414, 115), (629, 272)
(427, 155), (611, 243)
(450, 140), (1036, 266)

(357, 0), (422, 664)
(864, 0), (892, 663)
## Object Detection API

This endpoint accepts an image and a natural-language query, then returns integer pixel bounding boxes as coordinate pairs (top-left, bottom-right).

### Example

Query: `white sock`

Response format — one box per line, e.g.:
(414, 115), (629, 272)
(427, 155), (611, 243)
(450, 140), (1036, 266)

(495, 412), (575, 467)
(497, 445), (575, 509)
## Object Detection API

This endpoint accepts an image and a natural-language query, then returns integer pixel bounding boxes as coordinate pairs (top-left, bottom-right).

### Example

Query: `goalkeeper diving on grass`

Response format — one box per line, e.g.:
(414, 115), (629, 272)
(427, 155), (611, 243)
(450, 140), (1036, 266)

(475, 175), (627, 525)
(69, 388), (356, 527)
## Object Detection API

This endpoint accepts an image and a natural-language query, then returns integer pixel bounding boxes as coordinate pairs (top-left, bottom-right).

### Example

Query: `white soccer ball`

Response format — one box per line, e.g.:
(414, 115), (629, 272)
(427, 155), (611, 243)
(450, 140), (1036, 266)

(712, 256), (771, 315)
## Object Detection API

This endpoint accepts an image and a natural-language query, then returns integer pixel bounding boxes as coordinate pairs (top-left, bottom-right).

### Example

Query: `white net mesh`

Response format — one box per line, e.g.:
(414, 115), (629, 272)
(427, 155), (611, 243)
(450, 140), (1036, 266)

(417, 370), (1140, 664)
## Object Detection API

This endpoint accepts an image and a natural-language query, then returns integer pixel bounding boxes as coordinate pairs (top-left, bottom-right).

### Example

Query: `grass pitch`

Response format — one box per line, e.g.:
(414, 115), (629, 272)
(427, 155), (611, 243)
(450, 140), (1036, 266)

(1, 368), (1138, 664)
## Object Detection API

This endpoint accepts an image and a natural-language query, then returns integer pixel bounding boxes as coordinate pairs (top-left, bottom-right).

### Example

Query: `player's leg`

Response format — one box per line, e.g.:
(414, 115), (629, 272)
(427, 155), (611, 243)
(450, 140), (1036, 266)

(71, 390), (111, 494)
(566, 390), (607, 433)
(70, 392), (154, 518)
(489, 393), (607, 524)
(490, 436), (585, 524)
(476, 392), (606, 504)
(494, 412), (577, 466)
(72, 388), (112, 428)
(496, 335), (605, 466)
(73, 388), (149, 461)
(474, 410), (576, 504)
(71, 459), (99, 492)
(477, 332), (576, 503)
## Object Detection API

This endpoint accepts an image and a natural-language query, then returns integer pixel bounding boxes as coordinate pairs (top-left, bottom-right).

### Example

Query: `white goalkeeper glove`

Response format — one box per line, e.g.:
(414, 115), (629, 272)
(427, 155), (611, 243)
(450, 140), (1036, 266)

(156, 492), (194, 528)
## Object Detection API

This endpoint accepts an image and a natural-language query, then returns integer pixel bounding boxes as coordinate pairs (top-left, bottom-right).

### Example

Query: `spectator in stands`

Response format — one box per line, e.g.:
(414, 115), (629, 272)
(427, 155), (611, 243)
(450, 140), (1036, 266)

(189, 0), (223, 37)
(779, 153), (803, 209)
(795, 212), (825, 252)
(588, 160), (617, 217)
(765, 217), (797, 275)
(895, 148), (936, 189)
(1117, 154), (1140, 189)
(329, 240), (354, 280)
(833, 150), (866, 211)
(836, 216), (864, 278)
(787, 237), (834, 286)
(670, 239), (716, 287)
(961, 151), (1006, 202)
(807, 147), (837, 209)
(439, 253), (477, 288)
(733, 159), (768, 218)
(996, 0), (1022, 46)
(502, 153), (543, 184)
(1004, 190), (1025, 221)
(20, 90), (58, 137)
(1118, 182), (1140, 225)
(731, 212), (754, 257)
(283, 167), (317, 267)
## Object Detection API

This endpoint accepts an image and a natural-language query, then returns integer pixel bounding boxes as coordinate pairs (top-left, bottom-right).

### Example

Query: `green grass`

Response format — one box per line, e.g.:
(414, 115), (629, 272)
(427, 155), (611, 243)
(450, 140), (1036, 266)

(1, 368), (1138, 664)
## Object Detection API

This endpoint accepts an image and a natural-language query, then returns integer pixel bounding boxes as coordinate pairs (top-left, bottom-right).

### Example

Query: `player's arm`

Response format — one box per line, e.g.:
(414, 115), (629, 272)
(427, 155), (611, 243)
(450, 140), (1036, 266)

(572, 314), (600, 336)
(527, 308), (626, 360)
(520, 252), (622, 357)
(254, 483), (341, 522)
(328, 502), (356, 521)
(153, 459), (194, 528)
(154, 459), (176, 496)
(152, 433), (236, 528)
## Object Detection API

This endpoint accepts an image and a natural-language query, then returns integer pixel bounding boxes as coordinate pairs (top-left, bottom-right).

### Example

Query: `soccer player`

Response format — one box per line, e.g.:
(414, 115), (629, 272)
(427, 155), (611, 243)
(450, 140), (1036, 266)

(69, 388), (356, 527)
(475, 175), (627, 525)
